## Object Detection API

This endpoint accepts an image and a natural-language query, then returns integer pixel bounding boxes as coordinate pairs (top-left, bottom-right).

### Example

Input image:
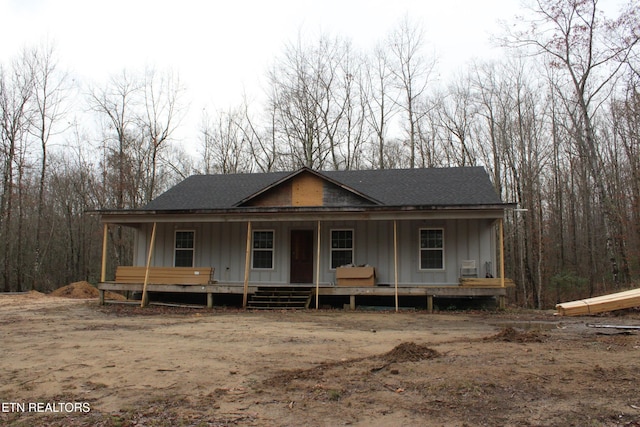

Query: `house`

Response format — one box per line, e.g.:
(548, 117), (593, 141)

(97, 166), (515, 310)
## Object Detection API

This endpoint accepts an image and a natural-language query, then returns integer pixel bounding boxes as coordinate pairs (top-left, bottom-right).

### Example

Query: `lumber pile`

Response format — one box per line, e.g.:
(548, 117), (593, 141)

(555, 288), (640, 316)
(114, 266), (215, 285)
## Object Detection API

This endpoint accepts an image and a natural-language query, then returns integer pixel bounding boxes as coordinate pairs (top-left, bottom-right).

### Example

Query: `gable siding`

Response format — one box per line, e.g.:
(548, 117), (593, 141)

(244, 181), (292, 207)
(292, 173), (324, 206)
(322, 182), (374, 206)
(239, 170), (376, 208)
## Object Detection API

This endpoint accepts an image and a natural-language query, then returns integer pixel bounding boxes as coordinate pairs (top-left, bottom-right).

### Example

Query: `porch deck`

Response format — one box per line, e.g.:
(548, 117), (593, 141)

(97, 279), (511, 312)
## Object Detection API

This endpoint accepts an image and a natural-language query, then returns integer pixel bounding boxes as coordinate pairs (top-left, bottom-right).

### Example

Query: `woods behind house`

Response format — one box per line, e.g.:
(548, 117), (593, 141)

(1, 0), (639, 308)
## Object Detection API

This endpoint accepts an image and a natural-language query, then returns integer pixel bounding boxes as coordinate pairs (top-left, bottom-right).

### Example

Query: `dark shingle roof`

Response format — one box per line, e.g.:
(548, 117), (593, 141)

(323, 167), (502, 206)
(141, 167), (503, 211)
(141, 171), (290, 211)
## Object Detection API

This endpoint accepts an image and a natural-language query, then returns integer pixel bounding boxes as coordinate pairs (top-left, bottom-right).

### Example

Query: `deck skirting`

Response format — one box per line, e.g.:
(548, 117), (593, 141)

(98, 282), (507, 311)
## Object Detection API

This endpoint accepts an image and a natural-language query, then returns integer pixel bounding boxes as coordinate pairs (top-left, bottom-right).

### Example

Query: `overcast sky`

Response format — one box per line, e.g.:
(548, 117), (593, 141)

(0, 0), (528, 108)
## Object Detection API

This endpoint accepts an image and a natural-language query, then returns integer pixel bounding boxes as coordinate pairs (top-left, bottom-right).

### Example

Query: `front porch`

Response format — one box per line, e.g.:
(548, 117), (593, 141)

(97, 214), (512, 311)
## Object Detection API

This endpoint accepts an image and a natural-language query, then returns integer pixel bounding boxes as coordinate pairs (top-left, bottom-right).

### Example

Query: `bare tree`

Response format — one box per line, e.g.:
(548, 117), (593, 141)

(501, 0), (640, 291)
(267, 36), (323, 169)
(608, 76), (640, 283)
(437, 75), (478, 167)
(198, 107), (252, 174)
(140, 67), (185, 201)
(363, 44), (398, 169)
(333, 46), (369, 170)
(387, 15), (436, 168)
(240, 95), (280, 172)
(267, 33), (359, 170)
(0, 54), (34, 291)
(89, 71), (141, 209)
(89, 71), (142, 268)
(27, 42), (72, 287)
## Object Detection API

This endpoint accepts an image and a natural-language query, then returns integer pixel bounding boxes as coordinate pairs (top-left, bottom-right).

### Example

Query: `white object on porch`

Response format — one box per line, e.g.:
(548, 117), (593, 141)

(460, 260), (478, 278)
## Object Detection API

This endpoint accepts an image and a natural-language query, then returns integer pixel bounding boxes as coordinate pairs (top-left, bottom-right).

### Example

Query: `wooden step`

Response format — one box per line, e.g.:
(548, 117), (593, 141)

(251, 296), (309, 301)
(253, 292), (309, 297)
(247, 287), (313, 310)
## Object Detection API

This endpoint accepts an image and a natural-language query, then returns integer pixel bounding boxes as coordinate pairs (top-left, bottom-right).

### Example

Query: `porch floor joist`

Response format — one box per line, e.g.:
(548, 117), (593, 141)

(98, 282), (508, 311)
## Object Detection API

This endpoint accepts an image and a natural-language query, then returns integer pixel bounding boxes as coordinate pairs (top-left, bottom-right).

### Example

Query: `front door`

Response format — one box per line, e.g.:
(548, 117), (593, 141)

(290, 230), (314, 283)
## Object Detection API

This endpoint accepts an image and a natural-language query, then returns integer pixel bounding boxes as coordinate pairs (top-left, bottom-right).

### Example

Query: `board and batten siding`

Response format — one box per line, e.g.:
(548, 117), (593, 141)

(132, 218), (497, 286)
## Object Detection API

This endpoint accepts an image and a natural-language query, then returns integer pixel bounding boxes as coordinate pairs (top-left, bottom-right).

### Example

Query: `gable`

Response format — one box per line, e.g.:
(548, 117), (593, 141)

(240, 170), (377, 208)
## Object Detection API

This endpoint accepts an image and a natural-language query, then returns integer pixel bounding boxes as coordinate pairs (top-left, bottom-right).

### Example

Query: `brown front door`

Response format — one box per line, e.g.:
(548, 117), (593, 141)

(290, 230), (314, 283)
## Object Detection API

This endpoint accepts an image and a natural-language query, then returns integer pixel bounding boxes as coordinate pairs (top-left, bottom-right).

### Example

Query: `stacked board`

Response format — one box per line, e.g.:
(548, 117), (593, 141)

(114, 266), (215, 285)
(459, 278), (515, 288)
(555, 288), (640, 316)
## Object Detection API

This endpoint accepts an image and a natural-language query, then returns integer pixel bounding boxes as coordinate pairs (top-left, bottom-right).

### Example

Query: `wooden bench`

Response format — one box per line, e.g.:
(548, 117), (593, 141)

(114, 266), (215, 285)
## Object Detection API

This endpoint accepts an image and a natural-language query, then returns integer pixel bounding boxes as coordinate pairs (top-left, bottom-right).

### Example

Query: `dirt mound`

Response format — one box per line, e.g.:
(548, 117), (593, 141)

(381, 342), (440, 363)
(264, 342), (441, 389)
(51, 281), (99, 298)
(50, 281), (126, 300)
(24, 290), (47, 299)
(486, 327), (545, 343)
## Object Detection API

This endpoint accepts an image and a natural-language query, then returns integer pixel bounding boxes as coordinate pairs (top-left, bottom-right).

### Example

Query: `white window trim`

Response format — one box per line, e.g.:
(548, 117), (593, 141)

(330, 228), (355, 270)
(419, 228), (445, 271)
(174, 229), (195, 267)
(252, 229), (275, 270)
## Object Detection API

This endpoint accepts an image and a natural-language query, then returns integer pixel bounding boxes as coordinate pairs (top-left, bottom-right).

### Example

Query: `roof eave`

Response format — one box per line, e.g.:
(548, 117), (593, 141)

(95, 203), (515, 224)
(96, 202), (513, 214)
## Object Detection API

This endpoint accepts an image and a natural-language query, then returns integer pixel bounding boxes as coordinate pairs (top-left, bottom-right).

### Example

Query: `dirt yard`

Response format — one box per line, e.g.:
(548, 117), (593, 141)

(1, 291), (639, 427)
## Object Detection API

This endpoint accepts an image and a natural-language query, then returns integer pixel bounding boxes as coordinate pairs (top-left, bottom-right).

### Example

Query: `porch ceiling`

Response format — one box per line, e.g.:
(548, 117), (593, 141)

(97, 205), (511, 225)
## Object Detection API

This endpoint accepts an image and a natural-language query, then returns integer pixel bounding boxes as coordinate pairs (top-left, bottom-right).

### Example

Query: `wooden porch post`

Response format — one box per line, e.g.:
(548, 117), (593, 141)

(315, 220), (321, 310)
(140, 222), (157, 308)
(99, 223), (109, 305)
(394, 220), (399, 313)
(242, 221), (252, 308)
(100, 223), (109, 283)
(498, 217), (506, 309)
(499, 218), (505, 288)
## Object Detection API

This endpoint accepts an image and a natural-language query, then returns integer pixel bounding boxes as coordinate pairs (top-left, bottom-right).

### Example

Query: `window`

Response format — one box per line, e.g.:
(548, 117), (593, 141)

(331, 229), (353, 269)
(174, 230), (195, 267)
(252, 230), (274, 269)
(420, 228), (444, 270)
